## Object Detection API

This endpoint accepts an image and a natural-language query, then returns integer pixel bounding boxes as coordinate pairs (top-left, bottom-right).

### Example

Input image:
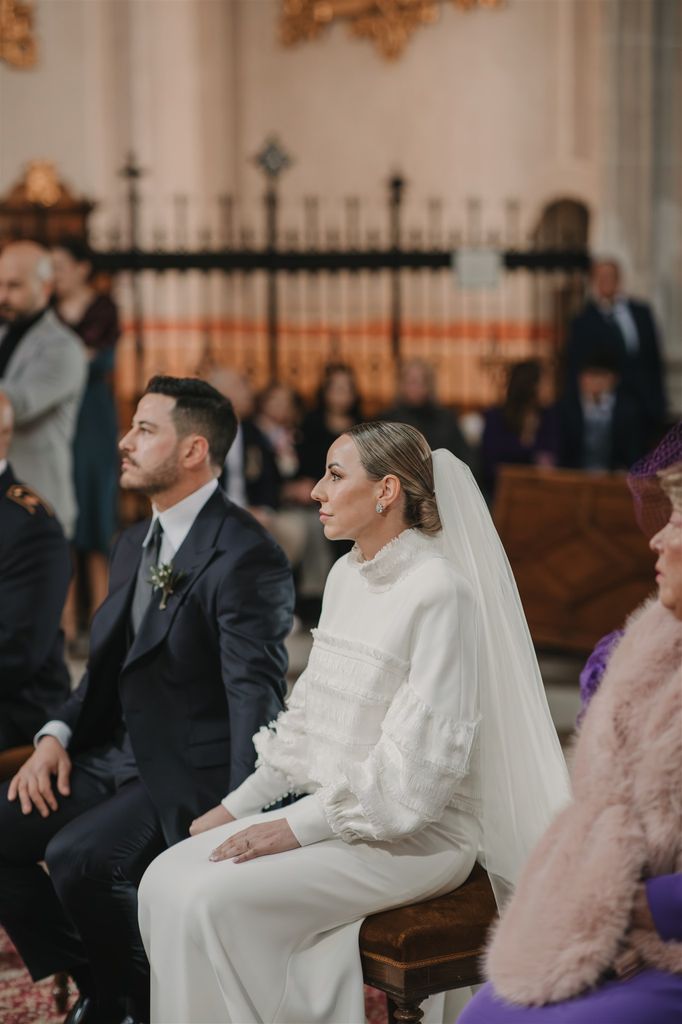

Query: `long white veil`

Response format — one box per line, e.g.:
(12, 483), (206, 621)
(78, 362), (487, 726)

(432, 450), (570, 907)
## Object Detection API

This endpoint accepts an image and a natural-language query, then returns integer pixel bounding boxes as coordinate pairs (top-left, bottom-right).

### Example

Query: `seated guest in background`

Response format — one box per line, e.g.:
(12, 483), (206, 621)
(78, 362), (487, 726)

(0, 393), (71, 750)
(565, 258), (666, 446)
(208, 367), (281, 512)
(461, 427), (682, 1024)
(378, 357), (475, 469)
(0, 241), (87, 539)
(285, 363), (363, 575)
(138, 423), (568, 1024)
(52, 238), (121, 628)
(291, 362), (363, 498)
(480, 359), (558, 500)
(254, 382), (302, 482)
(0, 376), (294, 1024)
(558, 347), (644, 471)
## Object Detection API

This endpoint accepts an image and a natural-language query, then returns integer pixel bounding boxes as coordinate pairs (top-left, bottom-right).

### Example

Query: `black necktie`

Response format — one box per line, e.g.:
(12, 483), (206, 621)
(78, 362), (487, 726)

(130, 519), (163, 634)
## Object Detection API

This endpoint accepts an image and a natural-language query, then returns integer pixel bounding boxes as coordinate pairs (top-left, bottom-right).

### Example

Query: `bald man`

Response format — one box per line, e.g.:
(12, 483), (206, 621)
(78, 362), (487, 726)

(0, 241), (87, 537)
(0, 392), (71, 749)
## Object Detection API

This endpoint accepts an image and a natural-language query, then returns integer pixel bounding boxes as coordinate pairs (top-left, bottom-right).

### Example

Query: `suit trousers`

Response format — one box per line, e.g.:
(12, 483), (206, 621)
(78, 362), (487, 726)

(0, 764), (166, 1019)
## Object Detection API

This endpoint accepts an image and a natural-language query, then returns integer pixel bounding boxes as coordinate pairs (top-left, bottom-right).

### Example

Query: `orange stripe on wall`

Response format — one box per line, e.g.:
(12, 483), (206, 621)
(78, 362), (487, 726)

(121, 319), (558, 342)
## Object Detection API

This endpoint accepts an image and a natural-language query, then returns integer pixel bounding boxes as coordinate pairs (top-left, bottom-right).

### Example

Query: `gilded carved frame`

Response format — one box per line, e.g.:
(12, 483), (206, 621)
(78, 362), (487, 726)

(281, 0), (504, 60)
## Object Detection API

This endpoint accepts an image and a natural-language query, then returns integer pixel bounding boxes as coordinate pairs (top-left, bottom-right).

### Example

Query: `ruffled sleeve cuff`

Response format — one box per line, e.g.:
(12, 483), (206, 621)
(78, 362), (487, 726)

(221, 764), (292, 819)
(646, 875), (682, 942)
(284, 793), (335, 846)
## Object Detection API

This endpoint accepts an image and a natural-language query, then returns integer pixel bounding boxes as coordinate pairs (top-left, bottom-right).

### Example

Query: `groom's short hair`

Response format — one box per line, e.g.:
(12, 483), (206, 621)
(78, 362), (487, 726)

(144, 375), (238, 468)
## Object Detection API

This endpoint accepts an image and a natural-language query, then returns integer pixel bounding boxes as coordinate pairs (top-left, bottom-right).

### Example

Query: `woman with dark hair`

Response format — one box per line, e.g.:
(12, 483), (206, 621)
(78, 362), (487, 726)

(52, 238), (120, 629)
(295, 363), (362, 486)
(139, 421), (568, 1023)
(480, 359), (558, 499)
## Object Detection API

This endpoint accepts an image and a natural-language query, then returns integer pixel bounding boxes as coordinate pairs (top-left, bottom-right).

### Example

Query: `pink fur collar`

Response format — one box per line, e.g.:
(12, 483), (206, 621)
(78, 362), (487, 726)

(486, 597), (682, 1005)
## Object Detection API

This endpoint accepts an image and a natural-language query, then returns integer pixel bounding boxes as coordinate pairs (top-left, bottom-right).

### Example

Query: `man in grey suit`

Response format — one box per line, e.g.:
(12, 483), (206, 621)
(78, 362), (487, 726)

(0, 241), (87, 537)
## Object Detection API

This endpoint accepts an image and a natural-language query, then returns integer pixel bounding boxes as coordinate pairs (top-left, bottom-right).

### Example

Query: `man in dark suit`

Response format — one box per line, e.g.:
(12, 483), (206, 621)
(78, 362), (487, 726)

(378, 358), (475, 469)
(0, 376), (294, 1023)
(565, 259), (666, 445)
(0, 392), (71, 749)
(558, 347), (645, 471)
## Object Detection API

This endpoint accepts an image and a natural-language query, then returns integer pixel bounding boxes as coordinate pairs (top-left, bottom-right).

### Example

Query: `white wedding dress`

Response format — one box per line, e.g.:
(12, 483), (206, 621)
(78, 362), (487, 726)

(139, 529), (484, 1023)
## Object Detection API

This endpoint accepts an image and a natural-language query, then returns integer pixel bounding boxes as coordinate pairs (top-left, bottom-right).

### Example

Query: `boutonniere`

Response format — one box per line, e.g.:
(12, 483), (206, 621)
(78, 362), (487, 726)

(149, 562), (186, 610)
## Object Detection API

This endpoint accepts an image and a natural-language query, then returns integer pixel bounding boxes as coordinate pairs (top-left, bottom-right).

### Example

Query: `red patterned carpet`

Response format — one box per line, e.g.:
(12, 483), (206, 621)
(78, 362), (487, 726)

(0, 925), (387, 1024)
(0, 927), (76, 1024)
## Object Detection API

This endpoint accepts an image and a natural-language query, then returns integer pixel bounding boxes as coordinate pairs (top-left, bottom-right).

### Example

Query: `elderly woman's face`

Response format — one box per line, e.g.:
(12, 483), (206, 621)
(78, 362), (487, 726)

(651, 509), (682, 620)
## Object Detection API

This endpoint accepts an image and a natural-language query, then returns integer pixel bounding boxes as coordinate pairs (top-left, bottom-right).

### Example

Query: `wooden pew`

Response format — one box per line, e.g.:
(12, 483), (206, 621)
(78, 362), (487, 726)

(494, 466), (655, 653)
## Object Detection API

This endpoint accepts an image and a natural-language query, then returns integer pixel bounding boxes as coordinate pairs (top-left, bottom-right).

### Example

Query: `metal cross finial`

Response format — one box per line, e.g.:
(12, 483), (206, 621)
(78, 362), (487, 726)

(119, 151), (145, 183)
(253, 137), (293, 181)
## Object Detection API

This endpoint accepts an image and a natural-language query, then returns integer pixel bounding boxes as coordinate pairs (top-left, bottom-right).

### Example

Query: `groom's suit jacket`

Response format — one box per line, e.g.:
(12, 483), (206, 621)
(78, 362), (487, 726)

(53, 487), (294, 844)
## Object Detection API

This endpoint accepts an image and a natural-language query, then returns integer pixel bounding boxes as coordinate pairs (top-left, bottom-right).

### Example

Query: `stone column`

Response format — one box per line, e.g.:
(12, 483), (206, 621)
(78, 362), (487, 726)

(596, 0), (681, 414)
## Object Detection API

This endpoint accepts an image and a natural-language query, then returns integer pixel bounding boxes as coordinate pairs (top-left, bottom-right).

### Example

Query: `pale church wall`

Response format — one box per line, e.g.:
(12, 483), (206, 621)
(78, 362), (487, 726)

(0, 0), (679, 410)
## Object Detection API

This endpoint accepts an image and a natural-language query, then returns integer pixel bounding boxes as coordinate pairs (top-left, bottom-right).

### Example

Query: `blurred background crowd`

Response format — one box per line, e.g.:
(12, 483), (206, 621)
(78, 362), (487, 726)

(0, 0), (679, 687)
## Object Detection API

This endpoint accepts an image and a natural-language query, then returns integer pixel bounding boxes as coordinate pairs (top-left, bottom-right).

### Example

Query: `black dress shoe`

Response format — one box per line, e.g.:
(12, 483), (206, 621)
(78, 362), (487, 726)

(64, 995), (93, 1024)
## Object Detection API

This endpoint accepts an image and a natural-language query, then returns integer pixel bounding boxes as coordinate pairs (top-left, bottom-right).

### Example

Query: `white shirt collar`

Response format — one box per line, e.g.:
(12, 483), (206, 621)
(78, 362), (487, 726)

(0, 459), (7, 477)
(144, 478), (218, 556)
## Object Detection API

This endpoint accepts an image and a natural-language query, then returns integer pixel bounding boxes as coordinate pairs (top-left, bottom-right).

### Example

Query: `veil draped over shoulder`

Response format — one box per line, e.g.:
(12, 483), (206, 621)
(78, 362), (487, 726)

(432, 449), (570, 907)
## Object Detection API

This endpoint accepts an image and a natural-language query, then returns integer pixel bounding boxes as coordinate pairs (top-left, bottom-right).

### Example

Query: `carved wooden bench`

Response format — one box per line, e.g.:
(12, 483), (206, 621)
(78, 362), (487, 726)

(360, 862), (497, 1023)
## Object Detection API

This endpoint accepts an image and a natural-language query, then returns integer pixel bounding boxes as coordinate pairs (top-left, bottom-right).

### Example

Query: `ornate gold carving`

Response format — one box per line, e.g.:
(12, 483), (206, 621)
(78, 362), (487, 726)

(280, 0), (503, 60)
(0, 0), (37, 68)
(24, 161), (61, 207)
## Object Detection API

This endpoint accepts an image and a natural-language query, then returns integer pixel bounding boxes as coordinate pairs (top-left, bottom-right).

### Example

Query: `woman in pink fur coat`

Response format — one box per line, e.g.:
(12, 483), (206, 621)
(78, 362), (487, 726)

(461, 452), (682, 1024)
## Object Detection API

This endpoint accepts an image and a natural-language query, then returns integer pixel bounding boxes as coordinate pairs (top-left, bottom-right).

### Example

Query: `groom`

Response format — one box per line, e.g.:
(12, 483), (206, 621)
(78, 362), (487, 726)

(0, 376), (294, 1023)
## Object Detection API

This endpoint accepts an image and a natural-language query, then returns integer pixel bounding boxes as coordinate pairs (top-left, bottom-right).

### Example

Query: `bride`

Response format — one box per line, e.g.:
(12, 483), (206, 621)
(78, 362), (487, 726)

(138, 421), (569, 1023)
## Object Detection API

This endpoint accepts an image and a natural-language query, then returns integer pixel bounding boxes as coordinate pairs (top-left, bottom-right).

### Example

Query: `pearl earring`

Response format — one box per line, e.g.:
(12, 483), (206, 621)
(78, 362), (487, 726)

(375, 501), (384, 514)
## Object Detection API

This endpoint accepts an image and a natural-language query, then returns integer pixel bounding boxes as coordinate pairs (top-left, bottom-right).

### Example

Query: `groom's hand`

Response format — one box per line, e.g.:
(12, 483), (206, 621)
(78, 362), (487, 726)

(7, 736), (72, 817)
(209, 819), (301, 864)
(189, 804), (235, 836)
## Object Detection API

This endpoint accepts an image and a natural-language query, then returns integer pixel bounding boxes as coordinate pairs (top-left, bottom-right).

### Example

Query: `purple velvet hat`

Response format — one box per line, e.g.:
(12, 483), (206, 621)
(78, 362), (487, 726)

(627, 420), (682, 538)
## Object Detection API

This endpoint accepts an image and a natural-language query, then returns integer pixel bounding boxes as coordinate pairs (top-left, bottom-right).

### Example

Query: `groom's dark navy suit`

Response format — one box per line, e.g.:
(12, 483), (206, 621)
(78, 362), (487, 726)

(0, 486), (294, 1017)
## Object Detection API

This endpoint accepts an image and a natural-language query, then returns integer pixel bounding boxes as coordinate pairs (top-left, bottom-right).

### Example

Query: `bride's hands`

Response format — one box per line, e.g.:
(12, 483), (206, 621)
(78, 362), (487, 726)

(189, 804), (235, 836)
(209, 819), (301, 864)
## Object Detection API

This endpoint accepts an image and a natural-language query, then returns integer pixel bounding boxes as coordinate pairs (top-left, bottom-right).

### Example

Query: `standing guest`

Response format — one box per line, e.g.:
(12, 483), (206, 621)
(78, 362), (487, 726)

(566, 258), (666, 445)
(0, 376), (294, 1024)
(52, 238), (120, 622)
(461, 425), (682, 1024)
(139, 423), (569, 1024)
(0, 393), (71, 750)
(481, 360), (558, 499)
(558, 347), (644, 471)
(0, 241), (87, 538)
(378, 357), (474, 469)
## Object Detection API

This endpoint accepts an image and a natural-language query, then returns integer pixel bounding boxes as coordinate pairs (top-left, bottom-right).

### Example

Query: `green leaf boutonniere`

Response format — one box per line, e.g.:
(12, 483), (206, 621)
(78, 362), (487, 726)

(149, 562), (186, 610)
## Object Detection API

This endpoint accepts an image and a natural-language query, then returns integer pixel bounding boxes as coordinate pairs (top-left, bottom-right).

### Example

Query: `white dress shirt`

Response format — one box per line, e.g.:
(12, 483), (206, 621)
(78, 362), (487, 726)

(597, 295), (639, 355)
(0, 459), (7, 477)
(37, 477), (219, 750)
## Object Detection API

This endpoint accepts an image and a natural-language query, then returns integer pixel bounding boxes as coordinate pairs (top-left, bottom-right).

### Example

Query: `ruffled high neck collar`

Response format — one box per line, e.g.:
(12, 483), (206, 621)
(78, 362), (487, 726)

(349, 528), (438, 592)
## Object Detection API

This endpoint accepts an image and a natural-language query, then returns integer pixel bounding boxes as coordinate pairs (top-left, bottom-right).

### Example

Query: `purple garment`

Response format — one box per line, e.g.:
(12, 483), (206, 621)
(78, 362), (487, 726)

(459, 971), (682, 1024)
(577, 628), (623, 721)
(460, 863), (682, 1022)
(480, 405), (558, 498)
(647, 874), (682, 942)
